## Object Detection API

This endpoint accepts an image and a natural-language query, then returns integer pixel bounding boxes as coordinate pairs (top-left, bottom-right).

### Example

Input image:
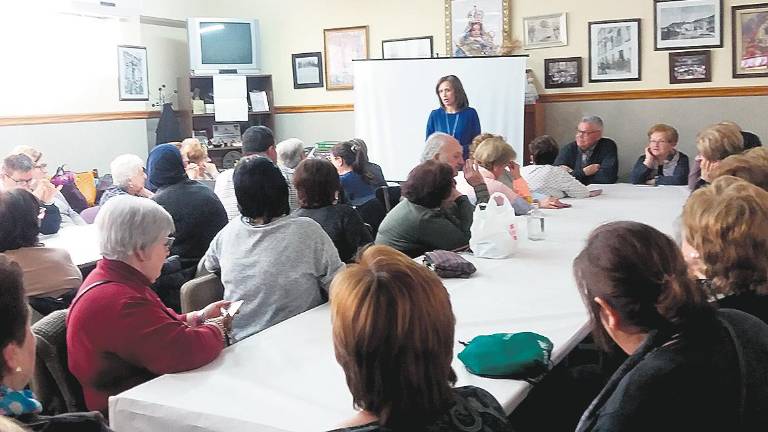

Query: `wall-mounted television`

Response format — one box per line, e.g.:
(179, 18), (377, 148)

(187, 18), (261, 75)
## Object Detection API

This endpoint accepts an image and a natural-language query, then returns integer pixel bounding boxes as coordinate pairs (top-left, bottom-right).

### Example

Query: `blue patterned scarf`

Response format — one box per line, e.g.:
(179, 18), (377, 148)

(0, 385), (42, 416)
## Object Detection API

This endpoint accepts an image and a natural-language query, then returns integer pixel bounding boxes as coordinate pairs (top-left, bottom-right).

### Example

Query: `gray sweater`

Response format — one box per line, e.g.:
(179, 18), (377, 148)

(375, 196), (473, 257)
(204, 215), (343, 342)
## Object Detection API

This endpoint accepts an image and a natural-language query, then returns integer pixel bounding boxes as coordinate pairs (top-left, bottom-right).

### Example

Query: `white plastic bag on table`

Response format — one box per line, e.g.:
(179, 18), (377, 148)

(469, 192), (519, 259)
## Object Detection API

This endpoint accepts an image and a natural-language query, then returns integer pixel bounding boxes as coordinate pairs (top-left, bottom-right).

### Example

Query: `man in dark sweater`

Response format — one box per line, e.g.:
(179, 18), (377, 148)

(2, 154), (61, 234)
(554, 116), (618, 185)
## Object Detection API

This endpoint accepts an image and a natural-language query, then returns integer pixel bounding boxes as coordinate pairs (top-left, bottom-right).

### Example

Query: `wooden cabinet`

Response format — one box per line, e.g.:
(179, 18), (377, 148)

(523, 102), (544, 166)
(178, 74), (275, 169)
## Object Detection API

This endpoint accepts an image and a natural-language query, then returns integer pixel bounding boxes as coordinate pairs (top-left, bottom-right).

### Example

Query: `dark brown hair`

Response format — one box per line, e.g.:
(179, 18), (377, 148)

(0, 256), (30, 377)
(435, 75), (469, 110)
(330, 245), (456, 428)
(0, 189), (41, 252)
(401, 160), (454, 208)
(529, 135), (560, 165)
(573, 221), (712, 351)
(331, 140), (373, 183)
(293, 158), (340, 209)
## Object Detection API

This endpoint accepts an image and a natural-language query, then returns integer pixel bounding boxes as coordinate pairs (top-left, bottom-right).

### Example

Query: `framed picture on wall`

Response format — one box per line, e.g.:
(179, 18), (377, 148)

(523, 13), (567, 49)
(117, 45), (149, 101)
(588, 19), (641, 83)
(654, 0), (723, 50)
(291, 52), (324, 89)
(445, 0), (510, 57)
(382, 36), (434, 59)
(669, 50), (712, 83)
(732, 3), (768, 78)
(324, 26), (369, 90)
(544, 57), (582, 88)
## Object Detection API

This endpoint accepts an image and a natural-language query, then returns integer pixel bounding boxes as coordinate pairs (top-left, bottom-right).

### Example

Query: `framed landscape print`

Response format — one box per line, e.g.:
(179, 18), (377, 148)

(589, 19), (642, 82)
(445, 0), (510, 57)
(732, 3), (768, 78)
(544, 57), (582, 89)
(654, 0), (723, 50)
(291, 52), (323, 89)
(117, 45), (149, 101)
(669, 50), (712, 83)
(523, 13), (568, 49)
(323, 26), (369, 90)
(382, 36), (434, 59)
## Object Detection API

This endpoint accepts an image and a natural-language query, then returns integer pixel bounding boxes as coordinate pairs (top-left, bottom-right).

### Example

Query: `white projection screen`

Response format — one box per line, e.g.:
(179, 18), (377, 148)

(354, 56), (527, 181)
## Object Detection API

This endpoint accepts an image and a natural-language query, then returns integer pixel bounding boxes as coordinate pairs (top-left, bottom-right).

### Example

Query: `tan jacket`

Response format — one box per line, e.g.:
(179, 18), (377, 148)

(2, 247), (82, 297)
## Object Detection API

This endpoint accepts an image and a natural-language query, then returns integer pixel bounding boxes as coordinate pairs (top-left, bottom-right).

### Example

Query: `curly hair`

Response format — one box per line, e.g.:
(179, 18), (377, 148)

(683, 176), (768, 297)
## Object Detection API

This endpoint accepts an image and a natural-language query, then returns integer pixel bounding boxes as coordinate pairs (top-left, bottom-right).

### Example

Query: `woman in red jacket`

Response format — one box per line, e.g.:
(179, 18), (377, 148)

(67, 195), (231, 412)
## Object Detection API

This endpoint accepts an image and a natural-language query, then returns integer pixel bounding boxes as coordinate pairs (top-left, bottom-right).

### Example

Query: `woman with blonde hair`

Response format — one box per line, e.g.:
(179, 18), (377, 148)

(689, 123), (744, 190)
(682, 176), (768, 322)
(180, 138), (219, 180)
(329, 245), (512, 431)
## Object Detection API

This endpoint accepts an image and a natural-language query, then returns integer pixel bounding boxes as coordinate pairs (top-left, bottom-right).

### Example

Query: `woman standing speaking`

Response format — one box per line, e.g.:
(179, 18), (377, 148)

(426, 75), (481, 160)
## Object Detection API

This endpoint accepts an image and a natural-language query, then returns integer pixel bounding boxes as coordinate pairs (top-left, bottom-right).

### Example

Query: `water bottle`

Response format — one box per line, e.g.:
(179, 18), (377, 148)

(527, 204), (546, 241)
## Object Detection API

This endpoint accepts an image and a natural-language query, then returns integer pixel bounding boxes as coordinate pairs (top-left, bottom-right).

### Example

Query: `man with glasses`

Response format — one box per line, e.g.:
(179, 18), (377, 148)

(554, 115), (618, 185)
(1, 154), (62, 234)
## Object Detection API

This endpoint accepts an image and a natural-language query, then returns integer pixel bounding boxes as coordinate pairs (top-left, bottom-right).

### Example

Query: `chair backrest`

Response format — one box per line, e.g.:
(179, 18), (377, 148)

(354, 199), (387, 235)
(74, 172), (97, 207)
(375, 185), (402, 212)
(180, 273), (224, 314)
(79, 206), (101, 224)
(30, 309), (86, 415)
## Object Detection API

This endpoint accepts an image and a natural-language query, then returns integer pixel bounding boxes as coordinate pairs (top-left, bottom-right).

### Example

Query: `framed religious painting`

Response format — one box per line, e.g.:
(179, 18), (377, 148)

(588, 19), (642, 82)
(523, 13), (568, 49)
(323, 26), (369, 90)
(732, 3), (768, 78)
(445, 0), (511, 56)
(654, 0), (723, 50)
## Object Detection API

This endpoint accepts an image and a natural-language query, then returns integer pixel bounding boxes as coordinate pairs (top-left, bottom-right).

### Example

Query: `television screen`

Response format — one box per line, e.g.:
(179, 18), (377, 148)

(200, 22), (253, 65)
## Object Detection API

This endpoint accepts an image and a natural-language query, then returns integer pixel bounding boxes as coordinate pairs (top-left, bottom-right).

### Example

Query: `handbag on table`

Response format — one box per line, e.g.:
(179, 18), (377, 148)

(422, 250), (477, 278)
(458, 332), (553, 383)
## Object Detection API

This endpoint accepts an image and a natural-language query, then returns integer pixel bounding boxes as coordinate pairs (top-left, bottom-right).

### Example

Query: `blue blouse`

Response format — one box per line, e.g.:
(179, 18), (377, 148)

(426, 107), (481, 160)
(340, 171), (376, 206)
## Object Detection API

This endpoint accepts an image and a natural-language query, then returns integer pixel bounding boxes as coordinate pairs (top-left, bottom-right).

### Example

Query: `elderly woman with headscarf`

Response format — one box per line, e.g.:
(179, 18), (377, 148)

(67, 196), (230, 413)
(99, 154), (154, 206)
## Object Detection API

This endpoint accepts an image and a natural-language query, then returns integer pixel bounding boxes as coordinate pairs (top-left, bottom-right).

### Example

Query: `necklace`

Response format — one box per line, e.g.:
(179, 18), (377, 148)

(444, 110), (459, 137)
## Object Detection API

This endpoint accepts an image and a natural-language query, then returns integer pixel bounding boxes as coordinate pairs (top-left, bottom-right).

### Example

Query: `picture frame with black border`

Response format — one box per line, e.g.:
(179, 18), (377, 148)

(654, 0), (723, 51)
(544, 57), (583, 89)
(732, 3), (768, 78)
(381, 36), (434, 59)
(588, 18), (642, 83)
(292, 52), (324, 89)
(669, 49), (712, 84)
(117, 45), (149, 101)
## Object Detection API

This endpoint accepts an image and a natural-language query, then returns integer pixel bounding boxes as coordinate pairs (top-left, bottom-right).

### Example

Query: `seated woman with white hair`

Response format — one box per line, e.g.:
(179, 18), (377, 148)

(276, 138), (305, 210)
(99, 154), (153, 206)
(67, 195), (231, 413)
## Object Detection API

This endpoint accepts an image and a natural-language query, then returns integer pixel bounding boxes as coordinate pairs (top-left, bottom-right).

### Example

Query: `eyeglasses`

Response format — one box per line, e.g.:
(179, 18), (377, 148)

(3, 174), (33, 186)
(649, 140), (671, 145)
(576, 129), (600, 136)
(34, 163), (48, 170)
(164, 236), (175, 250)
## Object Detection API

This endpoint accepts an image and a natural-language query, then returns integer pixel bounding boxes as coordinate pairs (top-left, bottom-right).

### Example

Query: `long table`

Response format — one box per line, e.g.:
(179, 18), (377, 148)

(108, 184), (690, 432)
(40, 224), (101, 267)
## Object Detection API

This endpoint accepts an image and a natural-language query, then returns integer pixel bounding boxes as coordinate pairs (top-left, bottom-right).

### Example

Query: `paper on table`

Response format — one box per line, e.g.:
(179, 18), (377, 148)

(249, 91), (269, 112)
(213, 75), (248, 121)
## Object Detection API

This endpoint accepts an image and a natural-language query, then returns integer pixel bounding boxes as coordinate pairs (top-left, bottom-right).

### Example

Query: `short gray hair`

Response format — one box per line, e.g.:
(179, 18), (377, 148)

(580, 115), (604, 129)
(96, 195), (174, 261)
(422, 132), (455, 162)
(110, 154), (145, 187)
(276, 138), (305, 169)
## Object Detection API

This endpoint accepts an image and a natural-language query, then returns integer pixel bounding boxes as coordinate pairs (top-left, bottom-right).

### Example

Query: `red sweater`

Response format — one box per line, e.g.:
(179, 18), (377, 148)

(66, 258), (224, 412)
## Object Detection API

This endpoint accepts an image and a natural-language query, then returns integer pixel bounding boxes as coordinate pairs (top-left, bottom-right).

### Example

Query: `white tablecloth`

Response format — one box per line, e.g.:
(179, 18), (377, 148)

(40, 224), (101, 267)
(108, 184), (690, 432)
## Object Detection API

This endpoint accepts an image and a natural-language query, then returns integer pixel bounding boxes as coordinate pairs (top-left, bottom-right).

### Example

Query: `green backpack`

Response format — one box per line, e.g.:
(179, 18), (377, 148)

(458, 332), (554, 382)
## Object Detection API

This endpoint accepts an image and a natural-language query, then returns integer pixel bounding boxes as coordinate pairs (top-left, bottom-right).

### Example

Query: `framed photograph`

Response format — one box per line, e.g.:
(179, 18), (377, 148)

(291, 52), (324, 89)
(445, 0), (511, 57)
(654, 0), (723, 50)
(523, 13), (568, 49)
(323, 26), (369, 91)
(732, 3), (768, 78)
(589, 19), (642, 83)
(669, 50), (712, 83)
(382, 36), (434, 59)
(544, 57), (583, 89)
(117, 45), (148, 101)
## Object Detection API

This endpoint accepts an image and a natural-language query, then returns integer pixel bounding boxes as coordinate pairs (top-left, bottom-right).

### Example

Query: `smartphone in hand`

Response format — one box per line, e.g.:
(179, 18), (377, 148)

(221, 300), (244, 318)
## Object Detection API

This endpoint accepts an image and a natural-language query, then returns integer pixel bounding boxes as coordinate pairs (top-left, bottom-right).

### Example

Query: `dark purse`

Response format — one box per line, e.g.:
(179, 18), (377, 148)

(422, 250), (477, 278)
